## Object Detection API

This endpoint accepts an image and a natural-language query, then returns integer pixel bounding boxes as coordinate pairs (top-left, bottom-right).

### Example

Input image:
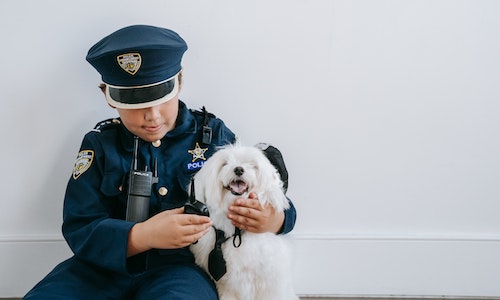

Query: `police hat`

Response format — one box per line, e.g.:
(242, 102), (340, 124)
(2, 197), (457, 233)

(86, 25), (188, 109)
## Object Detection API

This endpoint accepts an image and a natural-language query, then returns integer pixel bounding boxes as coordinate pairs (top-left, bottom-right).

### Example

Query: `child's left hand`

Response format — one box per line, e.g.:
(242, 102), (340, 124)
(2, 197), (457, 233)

(228, 192), (285, 234)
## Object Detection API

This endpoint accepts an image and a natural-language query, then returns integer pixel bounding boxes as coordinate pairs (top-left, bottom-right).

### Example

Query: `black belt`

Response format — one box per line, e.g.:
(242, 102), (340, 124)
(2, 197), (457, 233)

(127, 248), (195, 274)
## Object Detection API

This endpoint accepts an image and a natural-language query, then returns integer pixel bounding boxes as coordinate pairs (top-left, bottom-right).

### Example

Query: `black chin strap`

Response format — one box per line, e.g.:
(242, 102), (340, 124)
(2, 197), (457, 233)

(207, 226), (242, 281)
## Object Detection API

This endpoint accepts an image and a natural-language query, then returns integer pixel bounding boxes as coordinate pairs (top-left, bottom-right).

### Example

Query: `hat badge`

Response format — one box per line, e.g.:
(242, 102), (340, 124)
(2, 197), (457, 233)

(117, 53), (142, 75)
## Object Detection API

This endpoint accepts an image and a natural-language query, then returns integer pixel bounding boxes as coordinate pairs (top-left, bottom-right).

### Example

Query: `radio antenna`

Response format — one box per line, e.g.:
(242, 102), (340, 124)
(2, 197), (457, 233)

(132, 136), (139, 170)
(190, 177), (196, 204)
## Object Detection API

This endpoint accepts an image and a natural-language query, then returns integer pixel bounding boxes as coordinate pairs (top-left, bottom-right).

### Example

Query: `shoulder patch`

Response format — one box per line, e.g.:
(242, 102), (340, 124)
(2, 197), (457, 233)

(73, 150), (94, 180)
(93, 118), (121, 132)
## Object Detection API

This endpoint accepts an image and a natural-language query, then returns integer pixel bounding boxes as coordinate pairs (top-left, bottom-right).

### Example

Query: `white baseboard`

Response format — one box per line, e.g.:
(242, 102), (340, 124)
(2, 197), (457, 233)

(0, 235), (72, 297)
(290, 233), (500, 297)
(2, 233), (500, 297)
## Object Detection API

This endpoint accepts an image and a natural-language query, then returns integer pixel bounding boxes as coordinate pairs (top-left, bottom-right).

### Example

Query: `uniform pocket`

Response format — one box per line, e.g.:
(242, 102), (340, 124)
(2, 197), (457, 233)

(100, 172), (127, 197)
(100, 172), (128, 217)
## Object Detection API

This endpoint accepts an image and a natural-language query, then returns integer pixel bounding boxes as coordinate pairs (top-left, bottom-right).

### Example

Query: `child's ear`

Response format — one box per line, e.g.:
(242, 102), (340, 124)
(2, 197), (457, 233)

(98, 83), (106, 95)
(178, 69), (183, 92)
(99, 84), (116, 109)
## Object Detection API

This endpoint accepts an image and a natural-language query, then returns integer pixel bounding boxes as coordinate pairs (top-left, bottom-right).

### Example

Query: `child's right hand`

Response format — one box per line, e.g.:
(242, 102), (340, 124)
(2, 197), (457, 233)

(127, 207), (212, 257)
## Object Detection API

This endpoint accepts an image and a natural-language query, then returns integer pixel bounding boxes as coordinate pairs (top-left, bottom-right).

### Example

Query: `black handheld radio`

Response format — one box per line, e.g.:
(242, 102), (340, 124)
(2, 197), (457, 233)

(126, 136), (158, 222)
(184, 178), (210, 217)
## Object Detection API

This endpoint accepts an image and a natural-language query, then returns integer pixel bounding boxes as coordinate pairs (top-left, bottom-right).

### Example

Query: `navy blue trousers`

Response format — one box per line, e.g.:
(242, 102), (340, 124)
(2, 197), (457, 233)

(24, 257), (218, 299)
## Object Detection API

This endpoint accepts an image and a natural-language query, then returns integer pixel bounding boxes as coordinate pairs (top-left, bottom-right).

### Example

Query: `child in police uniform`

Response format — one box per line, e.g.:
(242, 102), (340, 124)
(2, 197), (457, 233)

(24, 25), (296, 299)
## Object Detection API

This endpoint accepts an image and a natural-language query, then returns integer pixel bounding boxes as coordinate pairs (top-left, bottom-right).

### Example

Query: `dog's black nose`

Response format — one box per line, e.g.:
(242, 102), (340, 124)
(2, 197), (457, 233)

(234, 166), (244, 176)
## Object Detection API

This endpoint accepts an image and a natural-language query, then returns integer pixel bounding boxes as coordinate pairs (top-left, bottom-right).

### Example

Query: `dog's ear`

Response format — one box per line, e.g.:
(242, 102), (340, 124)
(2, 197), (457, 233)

(192, 174), (206, 204)
(193, 150), (225, 205)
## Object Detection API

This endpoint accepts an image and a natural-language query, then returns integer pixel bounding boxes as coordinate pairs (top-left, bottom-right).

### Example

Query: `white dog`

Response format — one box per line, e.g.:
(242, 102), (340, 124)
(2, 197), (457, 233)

(189, 144), (297, 300)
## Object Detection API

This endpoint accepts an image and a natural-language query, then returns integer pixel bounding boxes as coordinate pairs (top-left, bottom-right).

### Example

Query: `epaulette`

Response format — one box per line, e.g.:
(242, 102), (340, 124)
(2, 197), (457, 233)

(92, 118), (122, 133)
(190, 106), (216, 119)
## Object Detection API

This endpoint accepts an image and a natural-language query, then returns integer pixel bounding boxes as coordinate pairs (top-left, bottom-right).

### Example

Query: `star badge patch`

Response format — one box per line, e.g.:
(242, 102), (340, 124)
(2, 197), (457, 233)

(73, 150), (94, 180)
(188, 142), (208, 162)
(117, 53), (142, 75)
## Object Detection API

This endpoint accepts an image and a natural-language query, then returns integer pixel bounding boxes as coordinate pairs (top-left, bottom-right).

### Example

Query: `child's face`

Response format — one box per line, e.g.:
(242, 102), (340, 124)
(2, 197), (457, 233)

(116, 97), (179, 142)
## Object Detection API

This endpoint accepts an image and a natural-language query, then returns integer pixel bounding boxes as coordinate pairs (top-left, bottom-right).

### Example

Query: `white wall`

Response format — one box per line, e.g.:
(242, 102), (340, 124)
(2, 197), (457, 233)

(1, 0), (500, 297)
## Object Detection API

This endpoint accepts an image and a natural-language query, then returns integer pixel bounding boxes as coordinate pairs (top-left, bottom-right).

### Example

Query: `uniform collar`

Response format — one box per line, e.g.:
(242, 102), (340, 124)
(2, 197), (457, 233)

(165, 100), (197, 138)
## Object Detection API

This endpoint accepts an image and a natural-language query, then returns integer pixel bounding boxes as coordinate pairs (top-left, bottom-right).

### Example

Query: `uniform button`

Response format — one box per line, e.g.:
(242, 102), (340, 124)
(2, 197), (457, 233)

(158, 187), (168, 196)
(112, 118), (121, 124)
(152, 140), (161, 147)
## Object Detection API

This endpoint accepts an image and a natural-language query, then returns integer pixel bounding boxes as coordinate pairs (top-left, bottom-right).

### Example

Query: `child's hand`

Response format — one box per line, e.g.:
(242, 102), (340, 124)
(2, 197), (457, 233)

(227, 193), (285, 234)
(127, 207), (212, 257)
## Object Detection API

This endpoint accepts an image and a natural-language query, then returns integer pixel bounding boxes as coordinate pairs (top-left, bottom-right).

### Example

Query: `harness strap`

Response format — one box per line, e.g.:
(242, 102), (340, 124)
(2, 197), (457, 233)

(232, 227), (242, 248)
(208, 227), (229, 281)
(207, 226), (243, 281)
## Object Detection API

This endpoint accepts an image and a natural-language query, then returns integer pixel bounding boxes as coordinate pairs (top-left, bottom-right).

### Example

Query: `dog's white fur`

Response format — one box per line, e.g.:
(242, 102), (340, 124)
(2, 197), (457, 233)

(190, 144), (297, 300)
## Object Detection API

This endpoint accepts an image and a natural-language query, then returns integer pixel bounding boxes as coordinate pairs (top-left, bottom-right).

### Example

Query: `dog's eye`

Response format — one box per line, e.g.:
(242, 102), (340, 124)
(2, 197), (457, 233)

(218, 161), (228, 173)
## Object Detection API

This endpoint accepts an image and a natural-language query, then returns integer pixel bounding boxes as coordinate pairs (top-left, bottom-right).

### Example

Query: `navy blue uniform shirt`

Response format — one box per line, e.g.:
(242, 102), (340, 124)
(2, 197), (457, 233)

(62, 101), (297, 275)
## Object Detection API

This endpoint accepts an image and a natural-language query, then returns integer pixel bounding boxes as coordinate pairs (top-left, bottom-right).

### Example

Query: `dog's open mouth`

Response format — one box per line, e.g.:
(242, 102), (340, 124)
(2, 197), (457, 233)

(225, 180), (248, 196)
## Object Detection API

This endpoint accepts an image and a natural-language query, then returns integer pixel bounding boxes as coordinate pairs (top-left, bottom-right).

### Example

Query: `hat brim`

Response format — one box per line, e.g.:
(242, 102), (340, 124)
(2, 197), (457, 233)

(105, 73), (179, 109)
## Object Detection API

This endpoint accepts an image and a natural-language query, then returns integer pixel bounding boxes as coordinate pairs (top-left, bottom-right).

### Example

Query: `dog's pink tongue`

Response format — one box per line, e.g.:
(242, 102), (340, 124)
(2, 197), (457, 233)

(230, 180), (247, 195)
